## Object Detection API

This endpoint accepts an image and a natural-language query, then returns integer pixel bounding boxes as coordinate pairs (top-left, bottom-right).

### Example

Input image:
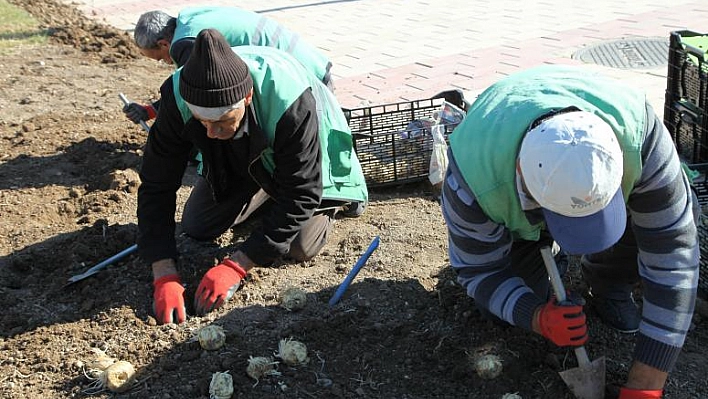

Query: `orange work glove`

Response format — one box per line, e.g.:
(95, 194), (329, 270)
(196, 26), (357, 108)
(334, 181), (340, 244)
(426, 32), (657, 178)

(618, 388), (662, 399)
(153, 274), (186, 324)
(536, 296), (588, 347)
(194, 259), (247, 315)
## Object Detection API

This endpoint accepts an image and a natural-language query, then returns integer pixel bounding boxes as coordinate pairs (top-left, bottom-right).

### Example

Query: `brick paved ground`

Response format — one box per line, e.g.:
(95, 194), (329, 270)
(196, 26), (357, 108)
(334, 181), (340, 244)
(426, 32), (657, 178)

(66, 0), (707, 114)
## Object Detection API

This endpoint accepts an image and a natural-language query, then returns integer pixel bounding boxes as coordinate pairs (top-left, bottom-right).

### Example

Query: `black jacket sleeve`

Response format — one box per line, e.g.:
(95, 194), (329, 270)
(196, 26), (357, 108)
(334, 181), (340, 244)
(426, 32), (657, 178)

(239, 89), (323, 265)
(137, 76), (193, 264)
(170, 38), (196, 68)
(150, 39), (195, 113)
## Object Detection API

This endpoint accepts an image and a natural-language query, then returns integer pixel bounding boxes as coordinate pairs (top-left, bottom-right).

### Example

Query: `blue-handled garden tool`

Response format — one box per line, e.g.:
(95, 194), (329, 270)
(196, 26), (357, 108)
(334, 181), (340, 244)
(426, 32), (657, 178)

(329, 236), (380, 306)
(65, 244), (138, 286)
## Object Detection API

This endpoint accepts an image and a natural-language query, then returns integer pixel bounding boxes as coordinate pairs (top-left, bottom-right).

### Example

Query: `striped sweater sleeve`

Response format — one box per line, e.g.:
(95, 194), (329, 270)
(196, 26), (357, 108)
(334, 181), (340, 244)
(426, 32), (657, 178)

(629, 104), (699, 372)
(441, 150), (546, 331)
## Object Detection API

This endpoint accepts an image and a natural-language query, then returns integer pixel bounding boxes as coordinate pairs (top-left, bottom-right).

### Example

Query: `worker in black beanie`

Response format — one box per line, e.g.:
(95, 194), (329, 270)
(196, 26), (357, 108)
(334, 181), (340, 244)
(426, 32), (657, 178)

(137, 29), (368, 324)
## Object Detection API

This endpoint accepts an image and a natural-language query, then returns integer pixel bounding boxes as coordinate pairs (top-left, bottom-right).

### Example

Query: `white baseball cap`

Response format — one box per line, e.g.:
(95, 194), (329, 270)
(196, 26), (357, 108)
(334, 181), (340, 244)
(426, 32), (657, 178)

(519, 111), (626, 254)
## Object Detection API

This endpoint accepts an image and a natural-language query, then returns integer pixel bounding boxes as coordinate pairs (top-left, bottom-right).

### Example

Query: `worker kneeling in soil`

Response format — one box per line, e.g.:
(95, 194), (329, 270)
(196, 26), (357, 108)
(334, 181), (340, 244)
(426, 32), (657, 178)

(123, 6), (333, 125)
(441, 65), (698, 398)
(138, 29), (367, 325)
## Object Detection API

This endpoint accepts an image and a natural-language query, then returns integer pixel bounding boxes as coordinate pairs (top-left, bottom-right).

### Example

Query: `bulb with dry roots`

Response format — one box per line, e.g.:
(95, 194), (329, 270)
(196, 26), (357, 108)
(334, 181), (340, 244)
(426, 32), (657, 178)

(276, 338), (309, 366)
(85, 348), (116, 379)
(246, 356), (281, 384)
(474, 354), (503, 380)
(209, 371), (234, 399)
(83, 360), (136, 394)
(280, 287), (307, 311)
(198, 325), (226, 350)
(102, 361), (136, 392)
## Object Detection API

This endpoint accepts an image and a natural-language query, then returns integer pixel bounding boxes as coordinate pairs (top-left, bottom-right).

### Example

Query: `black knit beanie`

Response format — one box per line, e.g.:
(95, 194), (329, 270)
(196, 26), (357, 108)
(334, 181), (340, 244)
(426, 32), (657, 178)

(179, 28), (253, 107)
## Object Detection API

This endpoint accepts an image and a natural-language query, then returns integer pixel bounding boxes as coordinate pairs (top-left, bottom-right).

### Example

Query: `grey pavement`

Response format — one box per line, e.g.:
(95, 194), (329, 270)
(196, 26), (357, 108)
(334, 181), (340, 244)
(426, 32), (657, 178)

(64, 0), (708, 117)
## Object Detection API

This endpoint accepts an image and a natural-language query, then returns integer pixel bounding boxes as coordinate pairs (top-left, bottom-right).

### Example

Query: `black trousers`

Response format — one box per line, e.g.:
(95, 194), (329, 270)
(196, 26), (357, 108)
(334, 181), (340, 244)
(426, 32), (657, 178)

(180, 177), (335, 262)
(580, 218), (641, 300)
(509, 231), (558, 300)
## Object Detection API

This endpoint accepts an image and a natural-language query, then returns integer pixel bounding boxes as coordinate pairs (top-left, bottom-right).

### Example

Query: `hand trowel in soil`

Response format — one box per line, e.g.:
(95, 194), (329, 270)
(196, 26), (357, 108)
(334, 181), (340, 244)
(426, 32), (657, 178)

(540, 246), (606, 399)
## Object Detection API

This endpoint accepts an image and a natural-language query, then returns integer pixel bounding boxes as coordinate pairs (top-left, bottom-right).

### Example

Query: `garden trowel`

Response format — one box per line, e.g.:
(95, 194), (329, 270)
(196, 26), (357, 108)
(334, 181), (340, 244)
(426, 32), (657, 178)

(540, 246), (606, 399)
(118, 92), (151, 133)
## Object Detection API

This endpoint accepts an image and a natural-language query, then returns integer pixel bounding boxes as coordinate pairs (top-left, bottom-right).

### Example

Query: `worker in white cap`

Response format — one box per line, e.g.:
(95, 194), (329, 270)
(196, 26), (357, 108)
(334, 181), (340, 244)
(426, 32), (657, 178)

(442, 65), (699, 399)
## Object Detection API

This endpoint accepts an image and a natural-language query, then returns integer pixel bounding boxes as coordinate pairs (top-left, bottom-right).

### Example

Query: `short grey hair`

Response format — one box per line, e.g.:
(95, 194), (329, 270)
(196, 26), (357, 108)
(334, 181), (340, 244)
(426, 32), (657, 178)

(133, 11), (177, 49)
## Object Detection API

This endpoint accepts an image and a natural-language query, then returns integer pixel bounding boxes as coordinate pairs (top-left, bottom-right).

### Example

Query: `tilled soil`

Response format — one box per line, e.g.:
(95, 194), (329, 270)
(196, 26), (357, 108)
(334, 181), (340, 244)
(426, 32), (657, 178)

(0, 1), (706, 398)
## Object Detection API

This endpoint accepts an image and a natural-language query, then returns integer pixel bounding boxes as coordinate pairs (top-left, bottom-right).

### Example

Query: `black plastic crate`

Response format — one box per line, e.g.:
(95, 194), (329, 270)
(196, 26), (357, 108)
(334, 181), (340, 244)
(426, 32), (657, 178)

(665, 30), (708, 112)
(665, 31), (708, 163)
(665, 99), (708, 163)
(688, 163), (708, 294)
(344, 98), (462, 187)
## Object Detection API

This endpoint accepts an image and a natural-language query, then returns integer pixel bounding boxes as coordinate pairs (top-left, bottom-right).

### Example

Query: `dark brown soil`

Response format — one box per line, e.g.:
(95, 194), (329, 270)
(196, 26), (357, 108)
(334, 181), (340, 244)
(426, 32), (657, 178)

(0, 1), (706, 398)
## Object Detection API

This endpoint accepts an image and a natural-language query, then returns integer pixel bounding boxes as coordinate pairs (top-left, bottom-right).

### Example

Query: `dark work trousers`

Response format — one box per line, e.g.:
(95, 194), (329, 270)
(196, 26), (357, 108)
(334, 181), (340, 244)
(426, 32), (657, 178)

(582, 190), (700, 300)
(181, 177), (335, 262)
(509, 231), (558, 301)
(580, 218), (640, 300)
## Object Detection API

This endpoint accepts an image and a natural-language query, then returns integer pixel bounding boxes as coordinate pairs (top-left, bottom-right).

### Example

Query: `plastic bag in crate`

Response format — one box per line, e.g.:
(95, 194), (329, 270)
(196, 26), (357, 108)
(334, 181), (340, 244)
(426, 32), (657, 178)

(429, 101), (465, 185)
(436, 101), (466, 128)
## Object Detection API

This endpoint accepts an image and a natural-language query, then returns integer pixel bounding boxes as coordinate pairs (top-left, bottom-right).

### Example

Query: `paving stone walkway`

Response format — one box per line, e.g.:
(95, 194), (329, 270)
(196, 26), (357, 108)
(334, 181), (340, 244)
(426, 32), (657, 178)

(65, 0), (707, 114)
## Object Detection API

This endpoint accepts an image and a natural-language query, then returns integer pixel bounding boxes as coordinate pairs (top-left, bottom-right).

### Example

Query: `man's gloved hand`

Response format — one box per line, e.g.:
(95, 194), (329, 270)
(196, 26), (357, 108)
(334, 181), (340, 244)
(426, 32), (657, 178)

(194, 259), (248, 315)
(153, 274), (186, 324)
(536, 295), (588, 346)
(618, 387), (663, 399)
(122, 102), (156, 124)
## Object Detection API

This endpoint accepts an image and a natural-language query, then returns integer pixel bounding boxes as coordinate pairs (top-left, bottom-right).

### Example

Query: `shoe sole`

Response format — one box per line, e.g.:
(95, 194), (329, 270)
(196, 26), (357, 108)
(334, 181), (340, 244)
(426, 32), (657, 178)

(608, 326), (639, 334)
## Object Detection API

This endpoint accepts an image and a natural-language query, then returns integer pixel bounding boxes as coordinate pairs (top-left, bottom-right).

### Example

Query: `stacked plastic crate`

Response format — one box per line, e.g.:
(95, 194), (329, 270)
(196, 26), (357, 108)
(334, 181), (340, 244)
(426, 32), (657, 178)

(664, 30), (708, 163)
(664, 30), (708, 294)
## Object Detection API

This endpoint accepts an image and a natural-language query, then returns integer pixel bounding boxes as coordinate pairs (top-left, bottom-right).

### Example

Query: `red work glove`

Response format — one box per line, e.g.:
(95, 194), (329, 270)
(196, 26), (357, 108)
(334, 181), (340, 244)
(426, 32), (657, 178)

(153, 274), (186, 324)
(122, 102), (156, 124)
(618, 387), (663, 399)
(194, 259), (247, 315)
(536, 296), (588, 347)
